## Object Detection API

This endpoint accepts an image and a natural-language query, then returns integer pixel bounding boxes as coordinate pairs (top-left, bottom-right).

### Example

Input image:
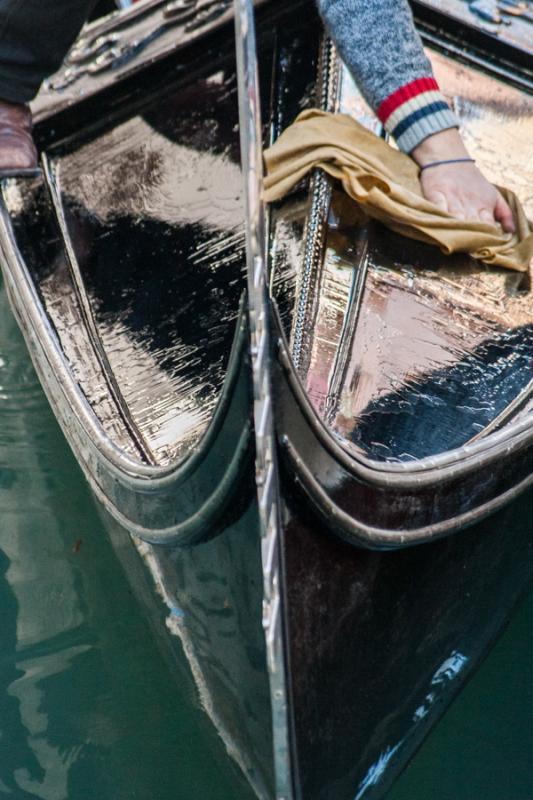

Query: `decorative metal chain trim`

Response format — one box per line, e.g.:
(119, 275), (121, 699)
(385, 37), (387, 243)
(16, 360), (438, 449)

(290, 172), (331, 370)
(290, 37), (340, 373)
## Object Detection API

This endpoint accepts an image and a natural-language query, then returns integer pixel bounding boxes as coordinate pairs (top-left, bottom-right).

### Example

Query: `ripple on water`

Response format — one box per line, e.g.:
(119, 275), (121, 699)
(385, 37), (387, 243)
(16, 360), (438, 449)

(0, 277), (254, 799)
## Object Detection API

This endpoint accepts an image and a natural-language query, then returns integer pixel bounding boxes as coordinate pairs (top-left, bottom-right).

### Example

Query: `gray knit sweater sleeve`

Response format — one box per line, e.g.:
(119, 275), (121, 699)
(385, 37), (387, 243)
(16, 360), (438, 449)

(317, 0), (459, 152)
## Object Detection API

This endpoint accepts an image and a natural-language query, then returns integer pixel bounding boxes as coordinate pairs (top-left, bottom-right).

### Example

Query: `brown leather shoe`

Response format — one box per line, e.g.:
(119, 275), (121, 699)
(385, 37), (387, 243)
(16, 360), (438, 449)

(0, 100), (38, 171)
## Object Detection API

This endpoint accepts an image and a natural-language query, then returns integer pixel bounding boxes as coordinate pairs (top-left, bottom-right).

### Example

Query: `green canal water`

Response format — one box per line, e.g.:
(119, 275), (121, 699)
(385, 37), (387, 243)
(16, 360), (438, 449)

(1, 273), (532, 800)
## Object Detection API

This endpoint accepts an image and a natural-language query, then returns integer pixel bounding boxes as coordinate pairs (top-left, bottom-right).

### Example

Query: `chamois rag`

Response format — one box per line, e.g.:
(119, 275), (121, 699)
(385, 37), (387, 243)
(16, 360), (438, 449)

(263, 110), (533, 273)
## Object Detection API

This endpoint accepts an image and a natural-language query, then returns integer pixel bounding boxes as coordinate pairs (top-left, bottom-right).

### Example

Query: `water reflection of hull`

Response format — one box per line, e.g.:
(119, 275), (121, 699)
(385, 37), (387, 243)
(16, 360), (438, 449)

(1, 0), (533, 799)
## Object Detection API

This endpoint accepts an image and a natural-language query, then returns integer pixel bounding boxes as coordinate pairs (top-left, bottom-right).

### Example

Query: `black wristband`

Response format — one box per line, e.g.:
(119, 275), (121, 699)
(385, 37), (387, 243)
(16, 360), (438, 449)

(419, 158), (475, 172)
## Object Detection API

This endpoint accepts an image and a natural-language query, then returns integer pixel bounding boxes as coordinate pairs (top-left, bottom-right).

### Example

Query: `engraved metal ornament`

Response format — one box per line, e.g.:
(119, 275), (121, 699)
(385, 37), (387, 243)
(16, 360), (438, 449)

(234, 1), (293, 798)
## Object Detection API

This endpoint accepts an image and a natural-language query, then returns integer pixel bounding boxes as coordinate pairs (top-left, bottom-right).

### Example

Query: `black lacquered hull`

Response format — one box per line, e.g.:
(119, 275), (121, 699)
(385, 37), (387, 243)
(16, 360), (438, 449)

(0, 5), (294, 797)
(264, 4), (533, 797)
(273, 332), (533, 546)
(279, 474), (533, 799)
(1, 2), (532, 800)
(0, 1), (269, 539)
(99, 486), (275, 800)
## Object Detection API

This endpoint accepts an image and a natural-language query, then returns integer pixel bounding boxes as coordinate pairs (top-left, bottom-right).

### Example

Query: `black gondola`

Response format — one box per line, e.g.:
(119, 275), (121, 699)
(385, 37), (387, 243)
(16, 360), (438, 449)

(0, 1), (532, 798)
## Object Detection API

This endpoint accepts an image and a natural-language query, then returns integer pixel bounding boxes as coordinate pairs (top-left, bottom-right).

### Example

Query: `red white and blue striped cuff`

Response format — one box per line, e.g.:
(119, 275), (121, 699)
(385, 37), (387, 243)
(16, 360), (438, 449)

(376, 77), (459, 153)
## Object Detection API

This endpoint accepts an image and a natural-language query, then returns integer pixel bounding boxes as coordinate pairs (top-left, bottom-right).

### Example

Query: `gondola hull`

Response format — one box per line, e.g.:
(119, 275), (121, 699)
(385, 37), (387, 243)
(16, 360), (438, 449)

(277, 383), (533, 799)
(0, 1), (532, 799)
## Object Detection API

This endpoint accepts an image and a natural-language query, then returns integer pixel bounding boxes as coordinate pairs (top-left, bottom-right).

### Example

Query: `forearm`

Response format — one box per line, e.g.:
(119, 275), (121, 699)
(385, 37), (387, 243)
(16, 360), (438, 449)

(317, 0), (459, 152)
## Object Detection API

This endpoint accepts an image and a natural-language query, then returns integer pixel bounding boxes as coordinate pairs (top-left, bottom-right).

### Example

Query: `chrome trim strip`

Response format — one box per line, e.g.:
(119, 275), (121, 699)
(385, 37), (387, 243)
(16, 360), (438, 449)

(282, 434), (533, 548)
(274, 305), (533, 489)
(234, 2), (293, 798)
(290, 38), (339, 373)
(88, 423), (252, 544)
(0, 186), (248, 487)
(42, 155), (157, 465)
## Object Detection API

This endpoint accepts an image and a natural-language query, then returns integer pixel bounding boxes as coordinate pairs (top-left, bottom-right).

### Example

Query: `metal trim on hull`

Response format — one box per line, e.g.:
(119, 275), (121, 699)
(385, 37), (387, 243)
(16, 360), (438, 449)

(272, 304), (533, 544)
(234, 1), (294, 798)
(281, 433), (533, 549)
(0, 189), (253, 539)
(42, 154), (158, 466)
(290, 39), (339, 374)
(275, 314), (533, 485)
(32, 0), (274, 129)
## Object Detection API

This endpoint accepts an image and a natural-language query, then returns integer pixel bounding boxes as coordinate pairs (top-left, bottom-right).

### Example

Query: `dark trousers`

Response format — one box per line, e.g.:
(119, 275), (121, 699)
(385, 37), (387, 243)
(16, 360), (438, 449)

(0, 0), (97, 103)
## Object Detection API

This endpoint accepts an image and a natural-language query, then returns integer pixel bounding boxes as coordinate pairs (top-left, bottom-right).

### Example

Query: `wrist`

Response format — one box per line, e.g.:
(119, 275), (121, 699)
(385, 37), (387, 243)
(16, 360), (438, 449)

(411, 128), (469, 167)
(376, 77), (460, 153)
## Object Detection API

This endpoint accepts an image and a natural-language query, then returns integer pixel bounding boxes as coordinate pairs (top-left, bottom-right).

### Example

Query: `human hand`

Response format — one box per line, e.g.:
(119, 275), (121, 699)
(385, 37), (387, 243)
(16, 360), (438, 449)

(411, 128), (515, 233)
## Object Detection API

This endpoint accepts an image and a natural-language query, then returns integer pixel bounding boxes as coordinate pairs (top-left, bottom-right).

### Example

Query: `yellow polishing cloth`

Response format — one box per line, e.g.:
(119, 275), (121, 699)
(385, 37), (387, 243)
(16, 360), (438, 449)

(263, 109), (533, 273)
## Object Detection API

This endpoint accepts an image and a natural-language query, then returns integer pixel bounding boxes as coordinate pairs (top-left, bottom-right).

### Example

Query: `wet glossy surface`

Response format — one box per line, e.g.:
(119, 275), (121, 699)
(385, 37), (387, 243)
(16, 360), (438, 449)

(3, 7), (533, 800)
(56, 63), (248, 464)
(1, 18), (276, 787)
(2, 177), (140, 460)
(4, 262), (533, 800)
(32, 0), (241, 122)
(266, 31), (533, 792)
(1, 13), (280, 788)
(282, 457), (533, 799)
(414, 0), (533, 58)
(6, 45), (251, 466)
(272, 50), (533, 463)
(121, 495), (276, 799)
(0, 276), (256, 800)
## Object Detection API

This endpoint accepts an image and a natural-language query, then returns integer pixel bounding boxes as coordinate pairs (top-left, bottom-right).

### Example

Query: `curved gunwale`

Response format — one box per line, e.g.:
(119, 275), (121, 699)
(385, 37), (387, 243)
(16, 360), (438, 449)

(273, 305), (533, 490)
(282, 433), (533, 548)
(43, 154), (158, 466)
(0, 192), (249, 491)
(272, 20), (533, 493)
(87, 422), (252, 545)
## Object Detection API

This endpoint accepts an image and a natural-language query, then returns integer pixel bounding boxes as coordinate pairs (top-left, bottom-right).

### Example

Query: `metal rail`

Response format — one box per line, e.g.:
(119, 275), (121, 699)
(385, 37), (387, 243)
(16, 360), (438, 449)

(233, 2), (294, 798)
(290, 38), (339, 373)
(42, 155), (158, 466)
